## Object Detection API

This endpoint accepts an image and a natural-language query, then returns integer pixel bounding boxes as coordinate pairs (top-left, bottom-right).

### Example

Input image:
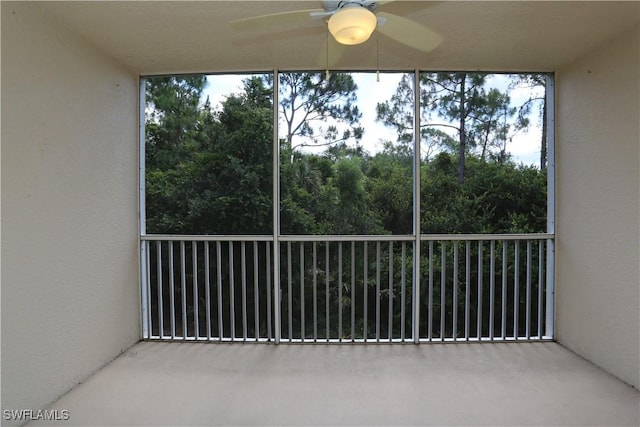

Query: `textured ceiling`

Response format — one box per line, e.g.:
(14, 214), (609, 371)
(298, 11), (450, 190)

(36, 1), (640, 75)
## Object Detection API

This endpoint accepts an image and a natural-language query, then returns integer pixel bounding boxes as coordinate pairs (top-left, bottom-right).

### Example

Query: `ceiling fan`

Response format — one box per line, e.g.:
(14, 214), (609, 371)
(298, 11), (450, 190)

(231, 0), (442, 52)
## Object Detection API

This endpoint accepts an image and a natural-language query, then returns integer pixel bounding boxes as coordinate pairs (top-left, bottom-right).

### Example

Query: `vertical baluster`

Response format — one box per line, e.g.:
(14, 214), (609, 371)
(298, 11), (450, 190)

(156, 241), (163, 339)
(545, 239), (555, 338)
(489, 240), (496, 340)
(241, 242), (247, 342)
(501, 241), (507, 339)
(169, 242), (175, 339)
(229, 242), (236, 340)
(141, 241), (150, 339)
(538, 240), (544, 338)
(205, 242), (211, 341)
(452, 244), (459, 341)
(338, 242), (343, 342)
(514, 241), (520, 340)
(287, 242), (292, 341)
(193, 241), (199, 339)
(363, 242), (368, 342)
(300, 242), (305, 342)
(401, 242), (406, 342)
(145, 241), (153, 337)
(266, 242), (272, 341)
(146, 240), (157, 339)
(351, 242), (356, 342)
(388, 241), (394, 342)
(440, 241), (446, 340)
(465, 241), (471, 341)
(180, 241), (187, 340)
(254, 241), (259, 341)
(477, 241), (483, 340)
(526, 240), (532, 339)
(216, 241), (223, 341)
(376, 241), (381, 342)
(452, 241), (458, 341)
(428, 241), (434, 341)
(326, 243), (330, 341)
(313, 242), (318, 342)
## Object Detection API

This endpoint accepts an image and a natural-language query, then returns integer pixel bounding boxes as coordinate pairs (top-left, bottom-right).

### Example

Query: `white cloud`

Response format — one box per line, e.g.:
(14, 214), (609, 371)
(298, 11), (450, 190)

(352, 72), (405, 154)
(203, 74), (252, 111)
(509, 125), (543, 166)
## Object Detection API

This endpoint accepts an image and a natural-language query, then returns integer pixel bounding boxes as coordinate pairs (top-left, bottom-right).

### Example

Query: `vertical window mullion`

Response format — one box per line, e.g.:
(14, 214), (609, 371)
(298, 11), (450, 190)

(413, 70), (421, 343)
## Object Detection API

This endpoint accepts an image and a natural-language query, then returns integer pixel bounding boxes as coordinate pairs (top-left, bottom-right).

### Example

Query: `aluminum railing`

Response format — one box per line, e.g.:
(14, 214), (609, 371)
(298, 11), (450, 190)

(278, 235), (415, 343)
(418, 235), (554, 342)
(140, 234), (554, 343)
(141, 236), (274, 341)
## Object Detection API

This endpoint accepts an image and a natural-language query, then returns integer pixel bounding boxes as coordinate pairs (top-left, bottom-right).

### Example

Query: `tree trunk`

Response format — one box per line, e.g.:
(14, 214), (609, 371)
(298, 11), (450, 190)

(540, 94), (547, 170)
(458, 74), (467, 184)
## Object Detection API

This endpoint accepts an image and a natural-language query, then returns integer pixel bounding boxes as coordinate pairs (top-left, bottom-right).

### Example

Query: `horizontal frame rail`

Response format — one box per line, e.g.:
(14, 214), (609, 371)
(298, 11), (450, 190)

(421, 234), (554, 241)
(142, 233), (554, 242)
(142, 235), (273, 242)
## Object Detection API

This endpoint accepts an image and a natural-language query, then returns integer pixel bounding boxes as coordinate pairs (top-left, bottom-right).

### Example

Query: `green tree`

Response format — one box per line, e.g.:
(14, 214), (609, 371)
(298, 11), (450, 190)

(376, 73), (457, 161)
(276, 72), (364, 153)
(145, 75), (208, 171)
(509, 74), (548, 170)
(279, 150), (330, 234)
(184, 77), (273, 234)
(145, 75), (208, 233)
(420, 153), (546, 234)
(367, 149), (413, 234)
(421, 72), (488, 184)
(327, 156), (383, 234)
(468, 88), (516, 162)
(145, 76), (273, 234)
(276, 72), (371, 235)
(378, 73), (523, 182)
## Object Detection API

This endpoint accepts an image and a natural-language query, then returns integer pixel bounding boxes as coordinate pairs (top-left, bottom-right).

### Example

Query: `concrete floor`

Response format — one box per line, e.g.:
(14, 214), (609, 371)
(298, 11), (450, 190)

(29, 341), (638, 426)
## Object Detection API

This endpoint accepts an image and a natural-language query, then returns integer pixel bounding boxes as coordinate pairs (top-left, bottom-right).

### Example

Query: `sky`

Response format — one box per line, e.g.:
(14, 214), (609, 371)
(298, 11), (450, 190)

(201, 72), (544, 166)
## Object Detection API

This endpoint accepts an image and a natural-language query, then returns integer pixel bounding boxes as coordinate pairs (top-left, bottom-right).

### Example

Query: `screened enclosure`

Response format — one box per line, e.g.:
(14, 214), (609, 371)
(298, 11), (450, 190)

(140, 71), (554, 343)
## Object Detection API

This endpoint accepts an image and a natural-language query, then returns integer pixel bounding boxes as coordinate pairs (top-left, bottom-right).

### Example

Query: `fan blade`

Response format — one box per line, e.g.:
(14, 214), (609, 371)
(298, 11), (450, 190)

(376, 11), (442, 52)
(231, 8), (323, 31)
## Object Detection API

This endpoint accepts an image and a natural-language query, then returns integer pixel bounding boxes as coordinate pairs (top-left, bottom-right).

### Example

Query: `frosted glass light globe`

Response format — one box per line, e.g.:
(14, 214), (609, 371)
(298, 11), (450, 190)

(328, 6), (377, 45)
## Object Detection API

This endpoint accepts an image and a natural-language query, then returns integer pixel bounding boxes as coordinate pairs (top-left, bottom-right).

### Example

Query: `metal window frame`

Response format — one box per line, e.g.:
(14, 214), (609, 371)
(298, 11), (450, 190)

(138, 71), (557, 344)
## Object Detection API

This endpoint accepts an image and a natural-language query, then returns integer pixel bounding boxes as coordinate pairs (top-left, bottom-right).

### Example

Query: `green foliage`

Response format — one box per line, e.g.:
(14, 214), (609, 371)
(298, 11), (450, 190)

(378, 72), (537, 183)
(276, 72), (363, 151)
(145, 75), (208, 171)
(367, 152), (413, 234)
(145, 75), (273, 234)
(421, 153), (546, 234)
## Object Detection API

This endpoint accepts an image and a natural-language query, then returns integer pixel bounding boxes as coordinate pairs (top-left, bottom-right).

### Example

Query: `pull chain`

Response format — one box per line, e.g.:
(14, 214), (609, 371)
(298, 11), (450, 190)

(326, 32), (330, 81)
(376, 31), (380, 82)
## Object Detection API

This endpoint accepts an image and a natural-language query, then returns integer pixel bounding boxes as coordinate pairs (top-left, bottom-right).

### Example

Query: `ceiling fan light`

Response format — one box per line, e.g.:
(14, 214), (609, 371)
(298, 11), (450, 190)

(328, 6), (377, 45)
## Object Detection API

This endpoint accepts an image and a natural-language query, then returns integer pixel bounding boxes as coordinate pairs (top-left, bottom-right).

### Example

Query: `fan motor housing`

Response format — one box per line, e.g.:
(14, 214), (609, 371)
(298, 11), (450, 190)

(323, 0), (379, 13)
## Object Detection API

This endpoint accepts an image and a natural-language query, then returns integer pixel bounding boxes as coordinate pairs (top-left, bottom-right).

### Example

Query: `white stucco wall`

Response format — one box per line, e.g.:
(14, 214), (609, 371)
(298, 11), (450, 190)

(556, 25), (639, 389)
(1, 3), (140, 423)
